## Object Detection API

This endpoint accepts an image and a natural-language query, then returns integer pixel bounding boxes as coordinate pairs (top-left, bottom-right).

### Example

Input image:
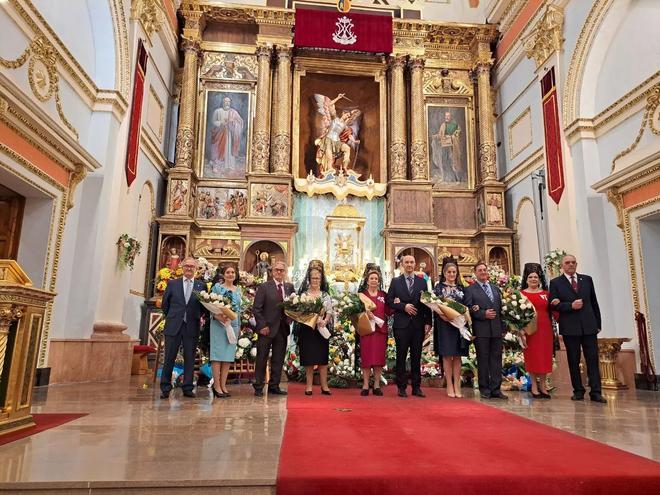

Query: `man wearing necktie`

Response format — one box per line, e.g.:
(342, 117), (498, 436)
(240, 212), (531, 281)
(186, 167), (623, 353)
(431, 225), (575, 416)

(252, 260), (295, 397)
(549, 255), (605, 403)
(386, 254), (432, 398)
(160, 257), (207, 399)
(464, 262), (507, 399)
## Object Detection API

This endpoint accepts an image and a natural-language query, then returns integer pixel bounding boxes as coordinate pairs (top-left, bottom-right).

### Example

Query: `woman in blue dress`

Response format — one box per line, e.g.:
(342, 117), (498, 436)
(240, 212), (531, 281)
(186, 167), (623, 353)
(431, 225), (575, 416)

(433, 257), (469, 398)
(210, 264), (242, 398)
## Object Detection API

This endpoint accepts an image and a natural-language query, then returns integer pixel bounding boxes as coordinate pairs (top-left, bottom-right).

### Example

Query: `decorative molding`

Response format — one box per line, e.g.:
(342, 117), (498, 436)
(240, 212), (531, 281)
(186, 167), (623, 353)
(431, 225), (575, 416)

(130, 0), (167, 40)
(423, 69), (472, 96)
(498, 0), (527, 37)
(522, 4), (564, 69)
(147, 86), (165, 141)
(508, 106), (532, 160)
(503, 146), (544, 189)
(200, 52), (258, 81)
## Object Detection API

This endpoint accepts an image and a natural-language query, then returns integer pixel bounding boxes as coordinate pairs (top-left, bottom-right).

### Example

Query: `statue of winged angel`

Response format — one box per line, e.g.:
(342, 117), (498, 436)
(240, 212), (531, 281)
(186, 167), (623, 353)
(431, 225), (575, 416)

(313, 93), (362, 175)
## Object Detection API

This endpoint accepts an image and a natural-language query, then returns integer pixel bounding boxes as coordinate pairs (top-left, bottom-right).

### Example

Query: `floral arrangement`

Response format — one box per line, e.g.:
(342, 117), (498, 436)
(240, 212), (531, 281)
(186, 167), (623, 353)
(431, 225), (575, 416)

(333, 292), (365, 321)
(117, 234), (141, 271)
(280, 293), (324, 327)
(195, 291), (237, 320)
(421, 292), (473, 341)
(328, 319), (359, 383)
(155, 266), (183, 294)
(500, 288), (536, 332)
(195, 257), (216, 281)
(544, 249), (567, 276)
(238, 271), (256, 287)
(235, 327), (258, 361)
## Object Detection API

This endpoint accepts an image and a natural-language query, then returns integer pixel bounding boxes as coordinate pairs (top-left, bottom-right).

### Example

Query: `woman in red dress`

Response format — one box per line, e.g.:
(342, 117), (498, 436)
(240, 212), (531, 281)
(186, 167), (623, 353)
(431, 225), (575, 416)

(520, 263), (556, 399)
(359, 269), (393, 396)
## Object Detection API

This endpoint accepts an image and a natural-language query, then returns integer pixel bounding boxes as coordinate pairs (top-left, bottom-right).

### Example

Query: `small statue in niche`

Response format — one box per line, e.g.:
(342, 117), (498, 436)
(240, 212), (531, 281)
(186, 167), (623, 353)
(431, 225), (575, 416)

(166, 247), (180, 270)
(487, 193), (503, 225)
(252, 251), (271, 279)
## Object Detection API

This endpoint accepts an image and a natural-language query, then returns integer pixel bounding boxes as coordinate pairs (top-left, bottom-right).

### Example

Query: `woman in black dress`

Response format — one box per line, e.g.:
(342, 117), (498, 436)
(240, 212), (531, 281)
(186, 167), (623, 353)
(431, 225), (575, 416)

(295, 260), (334, 396)
(433, 257), (469, 398)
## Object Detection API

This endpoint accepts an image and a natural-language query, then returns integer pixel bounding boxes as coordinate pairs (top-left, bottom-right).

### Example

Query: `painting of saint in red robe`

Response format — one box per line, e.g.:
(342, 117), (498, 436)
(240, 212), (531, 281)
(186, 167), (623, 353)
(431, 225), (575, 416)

(203, 90), (250, 179)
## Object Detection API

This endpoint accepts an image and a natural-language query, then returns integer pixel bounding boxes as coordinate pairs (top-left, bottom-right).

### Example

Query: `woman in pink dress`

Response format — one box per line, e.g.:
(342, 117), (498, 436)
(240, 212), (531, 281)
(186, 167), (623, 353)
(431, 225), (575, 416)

(520, 263), (557, 399)
(359, 269), (393, 396)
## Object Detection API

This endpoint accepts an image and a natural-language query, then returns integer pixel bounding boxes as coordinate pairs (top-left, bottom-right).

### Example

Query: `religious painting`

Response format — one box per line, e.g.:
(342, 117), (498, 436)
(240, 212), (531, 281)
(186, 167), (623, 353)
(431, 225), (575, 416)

(250, 183), (290, 218)
(294, 69), (386, 191)
(196, 187), (247, 221)
(168, 179), (188, 214)
(426, 103), (472, 188)
(201, 89), (251, 180)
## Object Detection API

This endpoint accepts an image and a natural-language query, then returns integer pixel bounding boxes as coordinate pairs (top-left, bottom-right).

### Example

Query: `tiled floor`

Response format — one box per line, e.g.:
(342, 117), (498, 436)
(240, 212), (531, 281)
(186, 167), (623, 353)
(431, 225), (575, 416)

(0, 376), (658, 493)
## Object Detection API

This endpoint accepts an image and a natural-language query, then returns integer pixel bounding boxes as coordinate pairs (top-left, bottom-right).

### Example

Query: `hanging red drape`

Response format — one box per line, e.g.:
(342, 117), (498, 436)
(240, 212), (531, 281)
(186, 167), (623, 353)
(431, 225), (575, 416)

(125, 40), (148, 187)
(541, 68), (565, 205)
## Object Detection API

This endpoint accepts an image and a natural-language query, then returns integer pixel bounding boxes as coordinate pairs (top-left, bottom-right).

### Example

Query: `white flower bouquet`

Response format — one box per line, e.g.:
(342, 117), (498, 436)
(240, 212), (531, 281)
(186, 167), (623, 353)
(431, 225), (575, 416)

(196, 290), (238, 344)
(280, 293), (324, 330)
(501, 288), (537, 334)
(421, 291), (473, 341)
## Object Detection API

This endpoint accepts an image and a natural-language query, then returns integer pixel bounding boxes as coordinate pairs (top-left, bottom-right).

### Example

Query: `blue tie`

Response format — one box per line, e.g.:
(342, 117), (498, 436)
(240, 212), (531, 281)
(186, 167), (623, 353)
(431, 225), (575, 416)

(482, 283), (494, 302)
(407, 276), (414, 294)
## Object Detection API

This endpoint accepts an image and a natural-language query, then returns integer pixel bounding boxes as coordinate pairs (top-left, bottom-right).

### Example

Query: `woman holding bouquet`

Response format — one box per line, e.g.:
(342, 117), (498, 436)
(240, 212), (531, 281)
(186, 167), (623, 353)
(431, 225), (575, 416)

(358, 269), (393, 396)
(296, 261), (334, 396)
(210, 264), (242, 398)
(520, 263), (555, 399)
(433, 257), (469, 398)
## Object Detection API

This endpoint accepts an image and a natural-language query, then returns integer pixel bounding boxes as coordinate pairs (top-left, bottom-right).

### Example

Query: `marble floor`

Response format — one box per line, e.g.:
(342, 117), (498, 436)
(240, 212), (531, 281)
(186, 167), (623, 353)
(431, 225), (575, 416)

(0, 377), (658, 493)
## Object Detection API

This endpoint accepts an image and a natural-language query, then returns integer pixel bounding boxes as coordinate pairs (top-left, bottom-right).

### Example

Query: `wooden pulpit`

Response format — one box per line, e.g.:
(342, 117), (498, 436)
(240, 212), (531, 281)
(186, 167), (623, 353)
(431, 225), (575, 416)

(0, 260), (55, 435)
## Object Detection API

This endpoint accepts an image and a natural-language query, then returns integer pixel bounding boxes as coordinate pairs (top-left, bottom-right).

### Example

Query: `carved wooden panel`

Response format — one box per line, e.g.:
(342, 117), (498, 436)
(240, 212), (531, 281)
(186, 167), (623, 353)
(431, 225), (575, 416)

(392, 190), (432, 224)
(433, 197), (476, 230)
(204, 22), (258, 44)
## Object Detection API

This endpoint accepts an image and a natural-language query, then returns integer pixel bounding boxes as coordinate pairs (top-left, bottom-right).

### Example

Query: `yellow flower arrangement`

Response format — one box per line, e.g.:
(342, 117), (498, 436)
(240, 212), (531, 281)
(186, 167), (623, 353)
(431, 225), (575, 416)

(158, 267), (172, 280)
(156, 280), (168, 292)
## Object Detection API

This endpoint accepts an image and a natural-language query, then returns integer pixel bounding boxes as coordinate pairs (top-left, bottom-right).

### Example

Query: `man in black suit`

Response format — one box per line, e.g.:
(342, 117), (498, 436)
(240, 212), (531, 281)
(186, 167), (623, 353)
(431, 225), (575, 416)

(549, 254), (606, 403)
(464, 262), (507, 399)
(386, 254), (432, 398)
(160, 257), (207, 399)
(252, 260), (295, 397)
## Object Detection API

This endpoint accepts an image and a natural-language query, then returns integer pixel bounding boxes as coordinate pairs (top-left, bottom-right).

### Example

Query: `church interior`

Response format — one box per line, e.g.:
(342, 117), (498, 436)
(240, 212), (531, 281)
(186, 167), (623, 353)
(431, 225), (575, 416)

(0, 0), (659, 493)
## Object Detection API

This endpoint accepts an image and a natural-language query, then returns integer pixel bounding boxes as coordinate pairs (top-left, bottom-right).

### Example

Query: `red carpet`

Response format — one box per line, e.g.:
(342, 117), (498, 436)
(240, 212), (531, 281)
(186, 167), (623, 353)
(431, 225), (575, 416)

(277, 384), (660, 495)
(0, 413), (87, 446)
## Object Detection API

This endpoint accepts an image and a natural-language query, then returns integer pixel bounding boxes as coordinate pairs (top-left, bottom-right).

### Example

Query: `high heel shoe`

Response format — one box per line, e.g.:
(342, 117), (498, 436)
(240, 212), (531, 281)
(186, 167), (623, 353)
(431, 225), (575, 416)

(531, 392), (542, 398)
(211, 387), (223, 398)
(321, 389), (332, 396)
(304, 390), (313, 396)
(222, 390), (231, 398)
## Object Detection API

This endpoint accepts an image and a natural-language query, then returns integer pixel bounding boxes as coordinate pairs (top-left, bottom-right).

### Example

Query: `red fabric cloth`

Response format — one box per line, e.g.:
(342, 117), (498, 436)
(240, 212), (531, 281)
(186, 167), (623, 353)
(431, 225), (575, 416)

(294, 8), (392, 54)
(541, 69), (565, 204)
(522, 290), (554, 374)
(0, 413), (87, 446)
(133, 344), (157, 354)
(359, 290), (392, 368)
(125, 41), (148, 187)
(277, 383), (660, 494)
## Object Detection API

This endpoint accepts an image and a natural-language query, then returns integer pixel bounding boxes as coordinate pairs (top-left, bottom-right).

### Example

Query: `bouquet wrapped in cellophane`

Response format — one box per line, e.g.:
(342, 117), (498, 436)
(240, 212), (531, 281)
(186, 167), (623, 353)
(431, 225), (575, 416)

(501, 288), (536, 335)
(333, 292), (381, 337)
(196, 291), (238, 344)
(280, 293), (324, 329)
(421, 291), (473, 341)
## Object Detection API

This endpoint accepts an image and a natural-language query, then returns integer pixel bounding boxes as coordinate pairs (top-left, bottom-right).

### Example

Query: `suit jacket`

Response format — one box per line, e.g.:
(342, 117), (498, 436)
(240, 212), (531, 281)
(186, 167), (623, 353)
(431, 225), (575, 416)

(385, 274), (432, 330)
(252, 279), (295, 337)
(464, 281), (505, 338)
(549, 273), (601, 336)
(161, 277), (207, 338)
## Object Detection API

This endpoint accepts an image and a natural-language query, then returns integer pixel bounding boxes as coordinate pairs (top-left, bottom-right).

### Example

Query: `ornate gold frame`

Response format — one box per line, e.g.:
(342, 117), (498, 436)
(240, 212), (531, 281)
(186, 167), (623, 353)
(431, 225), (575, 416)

(425, 98), (476, 191)
(291, 56), (388, 186)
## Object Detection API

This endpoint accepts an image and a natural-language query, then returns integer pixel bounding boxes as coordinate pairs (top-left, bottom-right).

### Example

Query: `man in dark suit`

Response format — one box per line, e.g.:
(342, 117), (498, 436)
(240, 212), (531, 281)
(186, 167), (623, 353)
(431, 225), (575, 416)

(464, 262), (507, 399)
(386, 254), (432, 398)
(252, 260), (295, 397)
(160, 257), (207, 399)
(549, 254), (606, 403)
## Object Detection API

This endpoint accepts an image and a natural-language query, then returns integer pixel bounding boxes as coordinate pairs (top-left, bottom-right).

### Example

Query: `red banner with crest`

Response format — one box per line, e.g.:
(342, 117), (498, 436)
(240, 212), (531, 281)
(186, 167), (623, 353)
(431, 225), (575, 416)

(294, 8), (392, 54)
(541, 68), (565, 205)
(125, 40), (148, 187)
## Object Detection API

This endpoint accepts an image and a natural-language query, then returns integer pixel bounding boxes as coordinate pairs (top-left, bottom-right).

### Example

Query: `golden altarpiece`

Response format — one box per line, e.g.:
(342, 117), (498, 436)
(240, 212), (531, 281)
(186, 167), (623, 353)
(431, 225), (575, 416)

(155, 1), (513, 286)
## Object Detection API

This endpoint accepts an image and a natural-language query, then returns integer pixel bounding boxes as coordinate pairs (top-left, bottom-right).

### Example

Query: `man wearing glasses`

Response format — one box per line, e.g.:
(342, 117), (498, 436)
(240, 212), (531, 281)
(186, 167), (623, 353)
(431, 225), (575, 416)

(252, 260), (295, 397)
(160, 257), (207, 399)
(549, 255), (606, 403)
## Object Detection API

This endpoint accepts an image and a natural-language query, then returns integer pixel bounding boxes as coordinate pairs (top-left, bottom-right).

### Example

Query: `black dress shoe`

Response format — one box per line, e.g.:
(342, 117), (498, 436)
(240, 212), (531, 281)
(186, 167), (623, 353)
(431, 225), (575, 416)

(491, 392), (508, 399)
(304, 390), (312, 396)
(321, 389), (332, 396)
(254, 389), (264, 397)
(412, 389), (426, 398)
(360, 389), (369, 396)
(571, 394), (584, 401)
(211, 387), (223, 398)
(183, 391), (196, 398)
(540, 392), (552, 399)
(398, 389), (408, 398)
(590, 395), (607, 403)
(373, 388), (383, 396)
(268, 388), (288, 395)
(480, 393), (491, 399)
(160, 391), (170, 399)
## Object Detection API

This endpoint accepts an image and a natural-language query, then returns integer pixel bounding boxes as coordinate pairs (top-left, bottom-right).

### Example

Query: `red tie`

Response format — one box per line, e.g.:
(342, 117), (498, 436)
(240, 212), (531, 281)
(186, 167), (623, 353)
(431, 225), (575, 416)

(278, 283), (285, 300)
(571, 276), (578, 292)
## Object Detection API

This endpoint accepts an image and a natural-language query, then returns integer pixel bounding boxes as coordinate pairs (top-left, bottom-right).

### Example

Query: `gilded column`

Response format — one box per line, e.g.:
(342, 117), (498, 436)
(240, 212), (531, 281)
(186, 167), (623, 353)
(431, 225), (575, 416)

(409, 57), (428, 181)
(475, 43), (497, 182)
(389, 55), (407, 180)
(252, 44), (273, 173)
(271, 45), (292, 174)
(0, 304), (23, 380)
(174, 12), (204, 169)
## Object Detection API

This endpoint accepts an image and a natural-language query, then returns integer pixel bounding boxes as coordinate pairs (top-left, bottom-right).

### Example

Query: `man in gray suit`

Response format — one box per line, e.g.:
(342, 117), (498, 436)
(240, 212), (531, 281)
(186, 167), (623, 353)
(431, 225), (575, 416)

(252, 260), (295, 397)
(160, 257), (207, 399)
(464, 261), (507, 399)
